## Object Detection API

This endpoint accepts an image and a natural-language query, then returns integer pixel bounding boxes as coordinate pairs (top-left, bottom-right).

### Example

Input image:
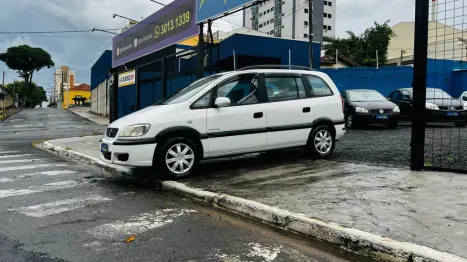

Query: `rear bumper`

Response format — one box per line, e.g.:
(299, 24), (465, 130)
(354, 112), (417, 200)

(335, 123), (346, 139)
(100, 137), (157, 167)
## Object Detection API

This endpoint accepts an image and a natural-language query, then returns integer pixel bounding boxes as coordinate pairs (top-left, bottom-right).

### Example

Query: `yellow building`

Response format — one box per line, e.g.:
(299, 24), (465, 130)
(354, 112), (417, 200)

(62, 84), (91, 108)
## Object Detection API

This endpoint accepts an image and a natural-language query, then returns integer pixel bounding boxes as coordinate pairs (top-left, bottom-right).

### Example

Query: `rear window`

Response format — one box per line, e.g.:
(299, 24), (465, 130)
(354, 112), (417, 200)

(304, 75), (334, 97)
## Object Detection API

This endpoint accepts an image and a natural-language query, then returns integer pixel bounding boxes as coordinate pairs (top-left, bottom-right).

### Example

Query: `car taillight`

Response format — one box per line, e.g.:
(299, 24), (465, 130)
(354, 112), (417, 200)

(340, 95), (344, 112)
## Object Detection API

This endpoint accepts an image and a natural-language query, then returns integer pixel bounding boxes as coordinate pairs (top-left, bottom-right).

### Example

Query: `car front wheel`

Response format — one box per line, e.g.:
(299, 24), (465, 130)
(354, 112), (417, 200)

(154, 137), (199, 179)
(455, 122), (467, 128)
(308, 125), (336, 158)
(388, 121), (399, 129)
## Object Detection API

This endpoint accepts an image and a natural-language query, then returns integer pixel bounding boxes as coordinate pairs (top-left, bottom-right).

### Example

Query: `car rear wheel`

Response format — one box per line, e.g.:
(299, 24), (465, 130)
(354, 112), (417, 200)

(455, 122), (467, 128)
(308, 125), (335, 158)
(154, 137), (199, 179)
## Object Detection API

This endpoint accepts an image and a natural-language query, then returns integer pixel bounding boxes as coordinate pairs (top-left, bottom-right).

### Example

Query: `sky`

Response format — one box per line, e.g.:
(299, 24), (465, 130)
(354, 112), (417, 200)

(0, 0), (415, 98)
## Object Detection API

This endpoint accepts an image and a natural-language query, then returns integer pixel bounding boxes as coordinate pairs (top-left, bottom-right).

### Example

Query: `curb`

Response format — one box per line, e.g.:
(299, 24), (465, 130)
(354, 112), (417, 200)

(67, 108), (108, 126)
(0, 108), (23, 122)
(34, 138), (467, 262)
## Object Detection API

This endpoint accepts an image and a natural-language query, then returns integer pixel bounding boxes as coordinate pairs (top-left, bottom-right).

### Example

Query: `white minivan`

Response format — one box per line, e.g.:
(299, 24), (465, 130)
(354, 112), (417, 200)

(101, 66), (346, 178)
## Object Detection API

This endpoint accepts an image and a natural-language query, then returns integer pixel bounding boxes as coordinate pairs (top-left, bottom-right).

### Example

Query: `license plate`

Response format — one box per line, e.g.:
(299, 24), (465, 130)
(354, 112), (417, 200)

(375, 114), (389, 119)
(101, 143), (109, 153)
(447, 111), (459, 116)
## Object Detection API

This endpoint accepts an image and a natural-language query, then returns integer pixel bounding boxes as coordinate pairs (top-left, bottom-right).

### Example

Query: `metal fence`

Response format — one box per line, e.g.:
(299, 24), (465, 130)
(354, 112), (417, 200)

(413, 0), (467, 172)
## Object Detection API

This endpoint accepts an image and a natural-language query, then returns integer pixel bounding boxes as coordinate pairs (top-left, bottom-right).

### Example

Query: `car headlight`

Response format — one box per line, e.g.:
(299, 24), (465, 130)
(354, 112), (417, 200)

(425, 103), (439, 110)
(119, 124), (151, 137)
(355, 107), (369, 113)
(393, 106), (400, 113)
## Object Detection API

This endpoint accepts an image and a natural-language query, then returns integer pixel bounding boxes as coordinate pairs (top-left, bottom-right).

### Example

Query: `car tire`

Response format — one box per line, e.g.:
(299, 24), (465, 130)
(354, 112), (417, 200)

(345, 114), (356, 129)
(388, 121), (399, 129)
(154, 137), (200, 179)
(455, 122), (467, 128)
(307, 125), (336, 158)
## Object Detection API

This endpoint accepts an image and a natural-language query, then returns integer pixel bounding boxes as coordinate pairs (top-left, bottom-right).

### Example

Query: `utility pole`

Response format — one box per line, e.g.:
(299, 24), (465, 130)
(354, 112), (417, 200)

(400, 49), (405, 66)
(2, 71), (5, 114)
(13, 80), (16, 108)
(308, 0), (314, 68)
(376, 50), (379, 69)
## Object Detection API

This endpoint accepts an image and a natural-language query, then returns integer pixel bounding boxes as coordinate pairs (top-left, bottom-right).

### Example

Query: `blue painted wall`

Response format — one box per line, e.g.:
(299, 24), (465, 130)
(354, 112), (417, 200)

(91, 50), (112, 90)
(321, 59), (467, 97)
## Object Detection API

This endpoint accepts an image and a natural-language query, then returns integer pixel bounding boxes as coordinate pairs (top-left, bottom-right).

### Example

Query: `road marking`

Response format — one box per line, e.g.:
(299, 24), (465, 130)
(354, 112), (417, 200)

(0, 178), (13, 183)
(0, 151), (20, 154)
(0, 180), (80, 199)
(0, 154), (32, 159)
(247, 243), (282, 262)
(0, 163), (67, 172)
(88, 209), (198, 240)
(16, 195), (112, 217)
(0, 159), (43, 165)
(18, 170), (77, 178)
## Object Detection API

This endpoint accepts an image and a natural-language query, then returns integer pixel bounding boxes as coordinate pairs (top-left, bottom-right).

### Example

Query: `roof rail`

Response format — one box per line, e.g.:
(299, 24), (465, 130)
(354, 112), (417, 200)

(237, 65), (315, 71)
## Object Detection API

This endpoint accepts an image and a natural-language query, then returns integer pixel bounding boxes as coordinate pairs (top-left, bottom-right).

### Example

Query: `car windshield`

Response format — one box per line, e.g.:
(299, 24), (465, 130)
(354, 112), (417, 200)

(348, 90), (386, 102)
(156, 75), (222, 105)
(426, 89), (452, 99)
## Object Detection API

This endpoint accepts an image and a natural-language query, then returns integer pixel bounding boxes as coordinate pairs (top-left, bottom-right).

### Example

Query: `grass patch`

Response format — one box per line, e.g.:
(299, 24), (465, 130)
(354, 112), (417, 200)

(65, 147), (72, 150)
(32, 139), (49, 147)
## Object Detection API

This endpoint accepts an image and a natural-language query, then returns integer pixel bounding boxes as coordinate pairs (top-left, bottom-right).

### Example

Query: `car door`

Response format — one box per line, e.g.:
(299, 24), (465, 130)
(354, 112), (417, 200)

(263, 73), (312, 149)
(391, 91), (411, 117)
(206, 73), (267, 156)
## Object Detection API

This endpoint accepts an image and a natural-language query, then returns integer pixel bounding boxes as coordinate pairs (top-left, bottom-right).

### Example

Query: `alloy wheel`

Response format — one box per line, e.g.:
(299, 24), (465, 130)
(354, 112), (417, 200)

(314, 130), (333, 155)
(165, 143), (195, 175)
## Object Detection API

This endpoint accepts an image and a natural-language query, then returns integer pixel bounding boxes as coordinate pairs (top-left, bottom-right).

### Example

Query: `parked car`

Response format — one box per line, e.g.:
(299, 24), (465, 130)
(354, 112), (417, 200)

(388, 88), (467, 127)
(340, 89), (400, 129)
(100, 66), (346, 178)
(460, 91), (467, 102)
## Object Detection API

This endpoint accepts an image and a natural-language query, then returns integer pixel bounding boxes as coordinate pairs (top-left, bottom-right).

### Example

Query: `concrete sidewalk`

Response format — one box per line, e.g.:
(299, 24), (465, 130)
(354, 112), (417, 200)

(34, 135), (467, 262)
(68, 107), (109, 125)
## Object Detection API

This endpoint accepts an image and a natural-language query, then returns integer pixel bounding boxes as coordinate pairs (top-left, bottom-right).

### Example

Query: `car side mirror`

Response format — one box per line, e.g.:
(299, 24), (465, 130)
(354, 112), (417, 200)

(214, 97), (231, 108)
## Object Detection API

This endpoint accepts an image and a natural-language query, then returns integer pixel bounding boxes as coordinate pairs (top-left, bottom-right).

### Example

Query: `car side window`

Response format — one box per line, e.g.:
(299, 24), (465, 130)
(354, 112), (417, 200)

(305, 75), (334, 97)
(215, 74), (259, 106)
(264, 75), (307, 102)
(191, 90), (212, 109)
(393, 91), (403, 102)
(462, 92), (467, 101)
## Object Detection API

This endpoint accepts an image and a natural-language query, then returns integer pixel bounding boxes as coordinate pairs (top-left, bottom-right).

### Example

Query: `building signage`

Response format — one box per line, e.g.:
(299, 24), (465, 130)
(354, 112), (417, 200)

(196, 0), (254, 23)
(112, 0), (198, 67)
(118, 70), (136, 87)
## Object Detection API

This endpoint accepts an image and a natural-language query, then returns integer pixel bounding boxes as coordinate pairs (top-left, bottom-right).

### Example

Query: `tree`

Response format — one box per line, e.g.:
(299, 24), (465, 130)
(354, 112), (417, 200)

(0, 45), (54, 107)
(5, 81), (47, 108)
(323, 21), (395, 67)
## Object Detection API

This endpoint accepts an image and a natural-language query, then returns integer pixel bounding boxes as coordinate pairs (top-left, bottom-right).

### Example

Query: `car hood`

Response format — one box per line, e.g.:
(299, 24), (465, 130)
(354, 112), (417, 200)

(426, 99), (464, 107)
(108, 103), (183, 129)
(350, 101), (396, 109)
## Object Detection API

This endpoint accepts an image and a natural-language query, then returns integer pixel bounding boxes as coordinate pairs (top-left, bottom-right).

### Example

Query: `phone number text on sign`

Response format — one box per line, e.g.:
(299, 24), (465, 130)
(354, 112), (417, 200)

(155, 11), (191, 39)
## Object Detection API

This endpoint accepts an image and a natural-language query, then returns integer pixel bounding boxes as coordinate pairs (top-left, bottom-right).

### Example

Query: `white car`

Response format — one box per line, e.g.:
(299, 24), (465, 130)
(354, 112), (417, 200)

(101, 67), (346, 178)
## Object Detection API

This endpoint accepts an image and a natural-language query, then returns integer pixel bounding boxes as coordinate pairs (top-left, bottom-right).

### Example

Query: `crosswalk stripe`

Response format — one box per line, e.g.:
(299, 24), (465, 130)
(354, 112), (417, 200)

(18, 170), (77, 178)
(0, 178), (13, 183)
(0, 180), (80, 199)
(16, 195), (112, 217)
(0, 159), (43, 165)
(0, 163), (67, 172)
(88, 209), (198, 240)
(0, 154), (32, 159)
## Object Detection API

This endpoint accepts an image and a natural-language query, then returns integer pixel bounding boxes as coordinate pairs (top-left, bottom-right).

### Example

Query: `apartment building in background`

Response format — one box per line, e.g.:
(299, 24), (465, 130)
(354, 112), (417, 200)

(53, 66), (75, 104)
(243, 0), (335, 43)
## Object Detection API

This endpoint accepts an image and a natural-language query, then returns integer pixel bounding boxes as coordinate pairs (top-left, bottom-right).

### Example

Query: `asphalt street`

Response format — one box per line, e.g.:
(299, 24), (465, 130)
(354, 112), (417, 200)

(0, 108), (372, 262)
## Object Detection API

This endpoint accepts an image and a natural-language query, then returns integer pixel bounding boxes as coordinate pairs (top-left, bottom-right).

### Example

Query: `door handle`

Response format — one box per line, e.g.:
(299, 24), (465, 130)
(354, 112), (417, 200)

(253, 112), (263, 118)
(303, 107), (311, 113)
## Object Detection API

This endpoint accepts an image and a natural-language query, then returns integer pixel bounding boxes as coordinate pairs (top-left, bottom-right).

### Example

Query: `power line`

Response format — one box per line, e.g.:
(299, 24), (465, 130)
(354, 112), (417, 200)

(0, 28), (123, 35)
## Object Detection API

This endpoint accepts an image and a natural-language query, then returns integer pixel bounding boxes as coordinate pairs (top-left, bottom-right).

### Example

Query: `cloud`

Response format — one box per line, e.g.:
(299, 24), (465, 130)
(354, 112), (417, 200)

(0, 0), (416, 91)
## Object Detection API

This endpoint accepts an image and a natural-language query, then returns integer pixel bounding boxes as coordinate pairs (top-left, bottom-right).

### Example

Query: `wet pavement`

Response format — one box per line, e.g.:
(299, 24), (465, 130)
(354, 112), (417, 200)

(47, 133), (467, 259)
(0, 108), (373, 262)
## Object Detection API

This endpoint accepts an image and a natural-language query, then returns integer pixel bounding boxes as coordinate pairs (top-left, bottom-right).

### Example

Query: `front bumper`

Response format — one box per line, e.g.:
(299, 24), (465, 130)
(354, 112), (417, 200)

(100, 137), (157, 167)
(425, 109), (467, 122)
(354, 113), (400, 125)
